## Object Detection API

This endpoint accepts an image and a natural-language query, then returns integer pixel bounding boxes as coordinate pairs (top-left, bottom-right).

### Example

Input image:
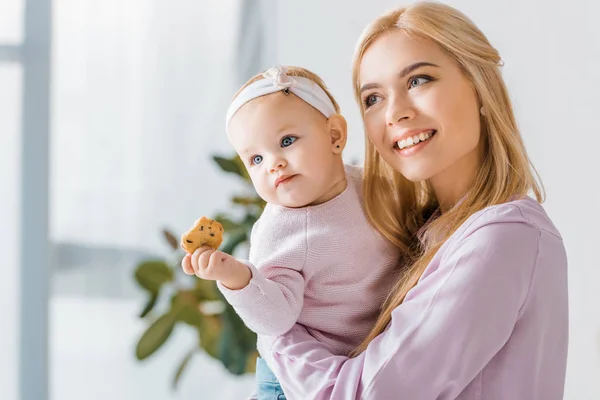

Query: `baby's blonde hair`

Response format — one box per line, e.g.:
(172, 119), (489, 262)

(350, 1), (544, 357)
(232, 66), (341, 113)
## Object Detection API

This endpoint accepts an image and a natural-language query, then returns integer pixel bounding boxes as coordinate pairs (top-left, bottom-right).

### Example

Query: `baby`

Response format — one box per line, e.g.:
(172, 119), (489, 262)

(181, 66), (401, 399)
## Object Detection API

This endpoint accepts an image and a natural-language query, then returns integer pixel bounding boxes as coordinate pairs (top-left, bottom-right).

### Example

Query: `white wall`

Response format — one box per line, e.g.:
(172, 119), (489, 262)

(274, 1), (600, 399)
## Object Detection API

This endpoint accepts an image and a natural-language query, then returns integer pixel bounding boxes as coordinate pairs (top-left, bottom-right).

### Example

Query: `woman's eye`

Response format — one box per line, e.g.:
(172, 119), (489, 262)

(251, 155), (263, 165)
(281, 136), (297, 147)
(409, 76), (432, 89)
(364, 94), (380, 108)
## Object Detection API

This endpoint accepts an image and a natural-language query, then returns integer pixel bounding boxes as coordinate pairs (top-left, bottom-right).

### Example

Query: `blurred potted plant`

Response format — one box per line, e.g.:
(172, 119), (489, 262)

(133, 154), (265, 389)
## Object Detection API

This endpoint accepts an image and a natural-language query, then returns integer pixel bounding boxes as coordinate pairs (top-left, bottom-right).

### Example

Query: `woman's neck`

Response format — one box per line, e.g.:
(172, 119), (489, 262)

(430, 148), (481, 213)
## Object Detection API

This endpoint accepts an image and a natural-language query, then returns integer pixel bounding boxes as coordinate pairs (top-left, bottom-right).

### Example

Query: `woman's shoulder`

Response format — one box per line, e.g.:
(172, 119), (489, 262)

(433, 197), (566, 288)
(452, 196), (563, 246)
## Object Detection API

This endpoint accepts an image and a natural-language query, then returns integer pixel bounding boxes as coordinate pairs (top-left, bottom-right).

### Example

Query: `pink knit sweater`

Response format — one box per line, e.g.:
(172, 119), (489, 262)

(217, 165), (401, 356)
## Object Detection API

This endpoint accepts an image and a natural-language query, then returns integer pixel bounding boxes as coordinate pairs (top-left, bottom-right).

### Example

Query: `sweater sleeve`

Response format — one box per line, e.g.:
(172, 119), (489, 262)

(217, 261), (305, 336)
(258, 218), (542, 399)
(216, 207), (308, 336)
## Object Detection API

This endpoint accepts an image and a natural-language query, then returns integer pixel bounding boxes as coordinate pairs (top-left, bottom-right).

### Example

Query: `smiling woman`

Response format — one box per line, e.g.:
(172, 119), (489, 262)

(257, 3), (569, 399)
(358, 33), (484, 205)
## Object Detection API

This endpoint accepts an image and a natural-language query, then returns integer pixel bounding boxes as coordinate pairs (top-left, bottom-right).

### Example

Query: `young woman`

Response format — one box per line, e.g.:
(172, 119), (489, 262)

(256, 2), (569, 399)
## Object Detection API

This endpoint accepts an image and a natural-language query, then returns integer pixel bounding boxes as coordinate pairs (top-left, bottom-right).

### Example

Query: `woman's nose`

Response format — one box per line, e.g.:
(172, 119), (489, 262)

(385, 95), (416, 126)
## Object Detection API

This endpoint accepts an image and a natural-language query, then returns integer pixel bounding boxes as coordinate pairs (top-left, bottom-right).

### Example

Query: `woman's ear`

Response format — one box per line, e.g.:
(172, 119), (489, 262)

(327, 114), (347, 154)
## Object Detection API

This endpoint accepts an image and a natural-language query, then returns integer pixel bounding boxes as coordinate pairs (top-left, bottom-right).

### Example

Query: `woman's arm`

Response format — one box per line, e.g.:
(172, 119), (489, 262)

(260, 216), (542, 399)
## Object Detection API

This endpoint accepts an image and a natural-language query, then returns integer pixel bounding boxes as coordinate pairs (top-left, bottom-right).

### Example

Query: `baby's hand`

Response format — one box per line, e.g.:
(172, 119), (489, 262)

(181, 246), (251, 290)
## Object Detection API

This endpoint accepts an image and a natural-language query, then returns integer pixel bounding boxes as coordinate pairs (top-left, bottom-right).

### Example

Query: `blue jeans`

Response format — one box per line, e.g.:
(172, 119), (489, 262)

(255, 357), (286, 400)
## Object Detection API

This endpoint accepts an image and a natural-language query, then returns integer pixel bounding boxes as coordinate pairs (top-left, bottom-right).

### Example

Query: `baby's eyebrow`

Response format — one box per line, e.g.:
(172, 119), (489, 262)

(277, 123), (295, 134)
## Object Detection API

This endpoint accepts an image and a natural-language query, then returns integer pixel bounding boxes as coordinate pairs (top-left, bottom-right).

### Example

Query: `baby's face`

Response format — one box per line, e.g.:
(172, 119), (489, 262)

(228, 92), (342, 208)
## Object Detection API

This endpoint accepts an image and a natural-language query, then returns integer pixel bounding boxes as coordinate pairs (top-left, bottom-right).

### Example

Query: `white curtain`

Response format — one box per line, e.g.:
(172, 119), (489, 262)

(51, 0), (249, 253)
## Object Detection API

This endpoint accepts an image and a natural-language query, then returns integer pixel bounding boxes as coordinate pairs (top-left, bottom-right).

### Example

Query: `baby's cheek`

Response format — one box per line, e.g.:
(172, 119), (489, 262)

(253, 179), (271, 199)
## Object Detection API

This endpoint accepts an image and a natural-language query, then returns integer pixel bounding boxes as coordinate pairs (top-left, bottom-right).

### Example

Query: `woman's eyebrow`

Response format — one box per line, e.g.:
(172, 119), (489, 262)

(359, 61), (440, 95)
(398, 61), (440, 79)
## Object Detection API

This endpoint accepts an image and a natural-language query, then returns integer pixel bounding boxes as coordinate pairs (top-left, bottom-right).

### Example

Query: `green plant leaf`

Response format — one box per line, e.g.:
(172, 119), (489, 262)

(134, 260), (174, 293)
(172, 349), (195, 390)
(198, 314), (222, 360)
(212, 155), (251, 181)
(135, 311), (177, 360)
(243, 212), (261, 227)
(219, 229), (248, 256)
(162, 229), (179, 251)
(245, 350), (259, 373)
(213, 155), (243, 176)
(218, 303), (257, 375)
(139, 292), (158, 318)
(170, 292), (203, 328)
(232, 155), (251, 181)
(193, 279), (221, 302)
(178, 304), (204, 327)
(231, 196), (266, 208)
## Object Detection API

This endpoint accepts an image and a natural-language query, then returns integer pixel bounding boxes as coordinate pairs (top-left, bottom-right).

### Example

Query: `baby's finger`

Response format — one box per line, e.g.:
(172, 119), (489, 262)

(191, 248), (203, 274)
(197, 247), (214, 272)
(192, 246), (213, 274)
(181, 254), (194, 275)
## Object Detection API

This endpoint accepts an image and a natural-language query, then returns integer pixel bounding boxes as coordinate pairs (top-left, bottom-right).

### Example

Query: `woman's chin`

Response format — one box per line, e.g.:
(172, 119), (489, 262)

(397, 167), (434, 183)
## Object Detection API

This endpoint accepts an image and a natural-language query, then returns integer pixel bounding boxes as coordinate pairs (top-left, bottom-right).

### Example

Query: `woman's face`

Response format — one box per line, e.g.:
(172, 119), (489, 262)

(358, 31), (483, 194)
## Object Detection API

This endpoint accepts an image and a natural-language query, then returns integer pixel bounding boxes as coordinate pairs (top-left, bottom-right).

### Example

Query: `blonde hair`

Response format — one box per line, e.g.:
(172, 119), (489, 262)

(350, 1), (544, 356)
(232, 66), (341, 113)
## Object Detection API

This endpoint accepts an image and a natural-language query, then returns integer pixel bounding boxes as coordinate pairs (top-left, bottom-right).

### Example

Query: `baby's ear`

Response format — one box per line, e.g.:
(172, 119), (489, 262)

(327, 114), (347, 154)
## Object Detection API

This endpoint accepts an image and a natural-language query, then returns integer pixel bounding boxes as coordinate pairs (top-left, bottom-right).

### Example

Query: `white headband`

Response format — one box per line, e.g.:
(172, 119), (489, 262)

(225, 66), (337, 131)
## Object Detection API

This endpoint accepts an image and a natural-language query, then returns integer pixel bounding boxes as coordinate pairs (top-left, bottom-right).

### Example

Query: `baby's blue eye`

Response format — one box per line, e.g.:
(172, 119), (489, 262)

(281, 136), (297, 147)
(252, 155), (263, 165)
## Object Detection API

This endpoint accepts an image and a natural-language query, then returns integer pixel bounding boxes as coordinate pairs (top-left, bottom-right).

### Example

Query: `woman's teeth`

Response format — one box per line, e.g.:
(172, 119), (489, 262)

(396, 130), (435, 150)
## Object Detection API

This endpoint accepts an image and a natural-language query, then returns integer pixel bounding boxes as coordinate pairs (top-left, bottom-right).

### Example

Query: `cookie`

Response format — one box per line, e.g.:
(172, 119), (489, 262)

(180, 216), (224, 254)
